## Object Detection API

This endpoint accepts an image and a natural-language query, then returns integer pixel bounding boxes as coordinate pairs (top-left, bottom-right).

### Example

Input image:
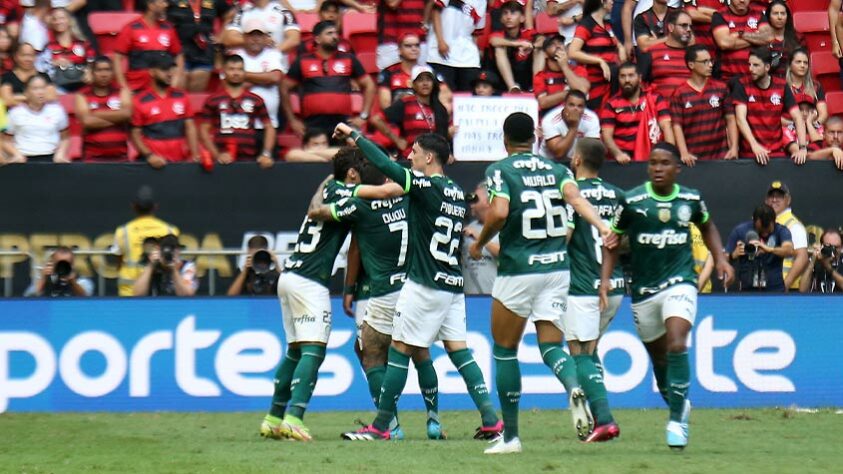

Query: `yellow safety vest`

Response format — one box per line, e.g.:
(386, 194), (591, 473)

(114, 215), (180, 296)
(690, 224), (711, 293)
(777, 209), (802, 290)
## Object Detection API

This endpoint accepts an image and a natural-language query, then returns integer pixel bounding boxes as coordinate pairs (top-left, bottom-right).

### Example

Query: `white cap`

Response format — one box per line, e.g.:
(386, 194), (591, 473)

(411, 65), (435, 82)
(242, 18), (270, 34)
(51, 0), (72, 7)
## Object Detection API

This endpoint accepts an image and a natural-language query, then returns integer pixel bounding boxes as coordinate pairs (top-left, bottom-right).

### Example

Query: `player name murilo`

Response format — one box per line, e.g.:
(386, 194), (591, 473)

(521, 174), (556, 187)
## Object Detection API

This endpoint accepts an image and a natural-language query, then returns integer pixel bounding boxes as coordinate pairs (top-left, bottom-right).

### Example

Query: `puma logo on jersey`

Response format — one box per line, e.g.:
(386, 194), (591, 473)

(635, 208), (649, 217)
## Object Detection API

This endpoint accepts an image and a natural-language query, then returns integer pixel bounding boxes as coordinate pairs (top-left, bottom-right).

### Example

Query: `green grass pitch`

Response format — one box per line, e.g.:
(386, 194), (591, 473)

(1, 408), (839, 473)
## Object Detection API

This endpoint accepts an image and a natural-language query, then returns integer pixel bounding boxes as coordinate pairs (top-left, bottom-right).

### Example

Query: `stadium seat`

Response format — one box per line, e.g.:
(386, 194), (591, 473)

(342, 11), (377, 55)
(297, 12), (320, 34)
(89, 12), (141, 54)
(826, 91), (843, 116)
(188, 93), (210, 113)
(58, 94), (82, 136)
(277, 133), (302, 151)
(357, 51), (378, 75)
(790, 0), (828, 14)
(535, 13), (560, 35)
(812, 51), (841, 93)
(793, 11), (831, 53)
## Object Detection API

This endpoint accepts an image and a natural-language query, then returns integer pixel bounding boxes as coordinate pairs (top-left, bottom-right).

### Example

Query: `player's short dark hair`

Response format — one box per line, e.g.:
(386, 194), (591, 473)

(500, 1), (525, 14)
(333, 147), (362, 180)
(618, 61), (638, 75)
(503, 112), (535, 144)
(247, 235), (269, 250)
(303, 128), (328, 145)
(566, 89), (587, 104)
(359, 161), (387, 185)
(319, 0), (341, 12)
(685, 44), (708, 66)
(651, 141), (680, 161)
(749, 47), (773, 66)
(752, 204), (776, 228)
(576, 138), (606, 171)
(223, 54), (244, 66)
(415, 133), (451, 167)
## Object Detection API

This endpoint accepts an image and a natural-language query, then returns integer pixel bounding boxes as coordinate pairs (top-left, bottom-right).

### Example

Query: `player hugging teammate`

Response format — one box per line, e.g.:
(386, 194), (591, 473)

(259, 113), (733, 454)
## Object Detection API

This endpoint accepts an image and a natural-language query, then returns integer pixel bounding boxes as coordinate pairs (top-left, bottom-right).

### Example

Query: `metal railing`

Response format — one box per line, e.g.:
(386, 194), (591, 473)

(0, 248), (273, 297)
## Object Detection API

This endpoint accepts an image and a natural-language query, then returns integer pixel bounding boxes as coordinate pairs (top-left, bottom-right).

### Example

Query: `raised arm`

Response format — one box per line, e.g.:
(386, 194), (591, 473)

(336, 123), (409, 185)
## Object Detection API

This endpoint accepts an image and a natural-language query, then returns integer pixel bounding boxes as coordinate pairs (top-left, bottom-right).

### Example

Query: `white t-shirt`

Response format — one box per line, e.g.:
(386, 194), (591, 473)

(426, 0), (486, 68)
(227, 1), (301, 72)
(551, 0), (583, 45)
(19, 12), (49, 51)
(233, 47), (283, 128)
(540, 105), (600, 159)
(285, 0), (317, 10)
(6, 103), (68, 156)
(461, 220), (498, 295)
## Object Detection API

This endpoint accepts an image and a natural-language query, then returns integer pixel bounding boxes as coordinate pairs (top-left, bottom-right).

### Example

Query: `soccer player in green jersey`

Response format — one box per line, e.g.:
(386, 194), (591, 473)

(600, 142), (734, 450)
(469, 113), (618, 454)
(333, 124), (502, 441)
(308, 163), (445, 439)
(564, 138), (626, 443)
(259, 148), (362, 442)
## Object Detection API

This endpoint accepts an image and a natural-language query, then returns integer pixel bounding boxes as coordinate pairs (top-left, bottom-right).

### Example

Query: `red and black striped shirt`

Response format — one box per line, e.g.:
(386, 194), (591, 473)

(732, 75), (796, 158)
(574, 16), (619, 108)
(377, 0), (428, 44)
(633, 7), (682, 48)
(200, 89), (271, 160)
(382, 95), (449, 154)
(711, 4), (768, 82)
(44, 35), (95, 66)
(286, 51), (367, 118)
(114, 18), (182, 92)
(488, 27), (538, 91)
(377, 63), (414, 103)
(532, 65), (587, 115)
(669, 79), (730, 160)
(131, 87), (193, 162)
(79, 85), (129, 161)
(643, 42), (691, 102)
(687, 0), (721, 53)
(600, 90), (671, 155)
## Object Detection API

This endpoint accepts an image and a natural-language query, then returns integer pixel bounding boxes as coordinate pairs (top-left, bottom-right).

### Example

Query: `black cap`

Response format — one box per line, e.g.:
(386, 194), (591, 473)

(150, 52), (176, 70)
(767, 180), (790, 195)
(503, 112), (535, 143)
(159, 234), (182, 249)
(472, 69), (500, 89)
(134, 185), (156, 207)
(542, 34), (566, 50)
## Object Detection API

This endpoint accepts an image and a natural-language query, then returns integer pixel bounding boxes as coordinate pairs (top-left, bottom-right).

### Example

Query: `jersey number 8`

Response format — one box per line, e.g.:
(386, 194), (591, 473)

(521, 190), (567, 239)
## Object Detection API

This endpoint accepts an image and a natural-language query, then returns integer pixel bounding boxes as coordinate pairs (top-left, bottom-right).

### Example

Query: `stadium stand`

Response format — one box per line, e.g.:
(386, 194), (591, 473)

(812, 51), (841, 93)
(342, 11), (377, 54)
(793, 11), (832, 52)
(89, 12), (142, 55)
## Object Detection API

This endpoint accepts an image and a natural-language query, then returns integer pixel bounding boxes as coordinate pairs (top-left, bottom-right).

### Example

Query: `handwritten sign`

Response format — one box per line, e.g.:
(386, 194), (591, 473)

(452, 94), (539, 161)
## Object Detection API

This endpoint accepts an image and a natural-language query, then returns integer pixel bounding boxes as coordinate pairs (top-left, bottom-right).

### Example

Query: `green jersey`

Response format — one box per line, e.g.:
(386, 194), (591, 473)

(284, 179), (353, 287)
(611, 182), (709, 302)
(331, 195), (409, 297)
(485, 152), (576, 276)
(353, 133), (466, 293)
(566, 178), (625, 296)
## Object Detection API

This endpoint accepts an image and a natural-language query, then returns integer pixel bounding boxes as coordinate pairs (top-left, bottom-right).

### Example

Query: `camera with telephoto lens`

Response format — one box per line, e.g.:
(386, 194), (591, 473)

(745, 243), (758, 260)
(251, 250), (273, 275)
(53, 260), (72, 279)
(249, 250), (276, 295)
(160, 245), (175, 266)
(821, 245), (837, 259)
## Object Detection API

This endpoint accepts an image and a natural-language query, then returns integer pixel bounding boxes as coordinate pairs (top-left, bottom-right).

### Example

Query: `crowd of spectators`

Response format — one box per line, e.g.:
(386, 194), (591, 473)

(0, 0), (839, 168)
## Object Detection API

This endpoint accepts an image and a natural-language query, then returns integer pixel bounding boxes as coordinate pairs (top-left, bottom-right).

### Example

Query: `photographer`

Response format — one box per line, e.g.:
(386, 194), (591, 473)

(27, 246), (93, 297)
(726, 204), (795, 292)
(460, 182), (499, 295)
(132, 234), (198, 297)
(799, 228), (843, 293)
(227, 235), (280, 296)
